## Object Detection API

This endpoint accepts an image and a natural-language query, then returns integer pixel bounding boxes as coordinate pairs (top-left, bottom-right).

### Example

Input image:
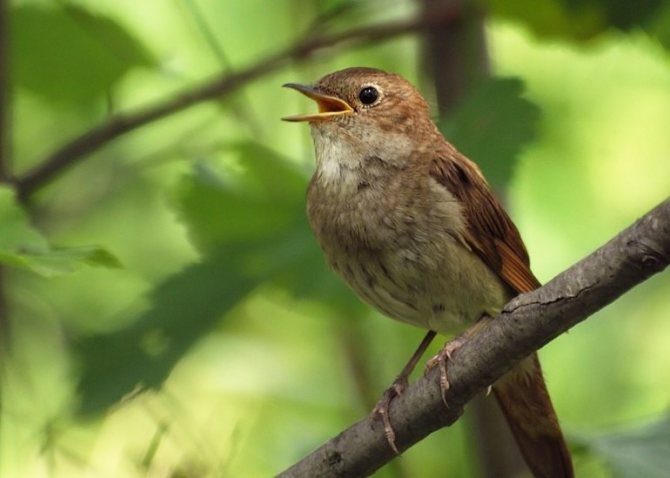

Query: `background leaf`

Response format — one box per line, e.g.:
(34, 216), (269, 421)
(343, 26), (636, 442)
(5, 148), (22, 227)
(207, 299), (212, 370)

(439, 77), (540, 190)
(174, 143), (358, 308)
(173, 143), (307, 253)
(76, 142), (358, 413)
(11, 4), (155, 106)
(483, 0), (669, 42)
(0, 186), (120, 276)
(76, 247), (257, 414)
(4, 2), (670, 477)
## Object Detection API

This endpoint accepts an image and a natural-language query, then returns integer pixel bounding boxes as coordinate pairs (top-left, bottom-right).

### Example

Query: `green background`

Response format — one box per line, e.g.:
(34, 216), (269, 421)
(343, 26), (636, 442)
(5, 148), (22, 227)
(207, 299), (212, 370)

(1, 0), (670, 477)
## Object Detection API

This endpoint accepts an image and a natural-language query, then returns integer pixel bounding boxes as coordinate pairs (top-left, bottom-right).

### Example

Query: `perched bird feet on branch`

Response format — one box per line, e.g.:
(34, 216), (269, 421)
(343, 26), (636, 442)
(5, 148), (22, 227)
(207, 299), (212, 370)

(284, 67), (575, 476)
(370, 330), (437, 454)
(371, 375), (408, 454)
(425, 335), (467, 407)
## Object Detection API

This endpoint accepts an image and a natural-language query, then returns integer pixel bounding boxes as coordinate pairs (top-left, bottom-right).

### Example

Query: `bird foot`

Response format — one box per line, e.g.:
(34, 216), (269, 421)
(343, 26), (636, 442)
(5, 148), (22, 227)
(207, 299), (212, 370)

(371, 377), (408, 454)
(425, 336), (467, 407)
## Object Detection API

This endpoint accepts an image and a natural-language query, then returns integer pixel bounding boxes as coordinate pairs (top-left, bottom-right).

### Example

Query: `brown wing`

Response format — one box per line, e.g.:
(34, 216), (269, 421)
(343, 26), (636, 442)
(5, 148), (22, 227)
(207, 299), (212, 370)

(430, 154), (540, 294)
(433, 155), (574, 477)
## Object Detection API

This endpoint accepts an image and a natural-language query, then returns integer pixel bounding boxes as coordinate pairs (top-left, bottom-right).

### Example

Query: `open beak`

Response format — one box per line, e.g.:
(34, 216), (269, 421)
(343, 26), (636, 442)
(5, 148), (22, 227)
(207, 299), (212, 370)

(282, 83), (353, 122)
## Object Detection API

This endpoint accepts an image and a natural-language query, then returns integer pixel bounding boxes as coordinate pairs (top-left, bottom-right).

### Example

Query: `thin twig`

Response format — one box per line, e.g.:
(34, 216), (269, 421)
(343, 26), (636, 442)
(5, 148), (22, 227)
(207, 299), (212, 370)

(179, 0), (263, 135)
(14, 5), (459, 200)
(277, 197), (670, 477)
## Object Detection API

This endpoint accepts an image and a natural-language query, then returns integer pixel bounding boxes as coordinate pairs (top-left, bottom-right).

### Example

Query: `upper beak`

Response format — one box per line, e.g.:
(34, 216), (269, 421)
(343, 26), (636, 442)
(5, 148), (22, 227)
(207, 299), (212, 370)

(282, 83), (353, 122)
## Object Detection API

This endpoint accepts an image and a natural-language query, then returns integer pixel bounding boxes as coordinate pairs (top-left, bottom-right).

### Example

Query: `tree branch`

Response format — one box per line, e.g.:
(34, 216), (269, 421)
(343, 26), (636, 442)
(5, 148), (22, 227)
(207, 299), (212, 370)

(277, 197), (670, 478)
(13, 5), (459, 200)
(421, 0), (490, 111)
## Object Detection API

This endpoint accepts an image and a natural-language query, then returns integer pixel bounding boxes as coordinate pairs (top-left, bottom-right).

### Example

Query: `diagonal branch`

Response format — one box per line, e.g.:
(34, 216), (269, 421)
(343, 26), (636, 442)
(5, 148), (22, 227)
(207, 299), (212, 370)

(277, 196), (670, 478)
(14, 5), (459, 200)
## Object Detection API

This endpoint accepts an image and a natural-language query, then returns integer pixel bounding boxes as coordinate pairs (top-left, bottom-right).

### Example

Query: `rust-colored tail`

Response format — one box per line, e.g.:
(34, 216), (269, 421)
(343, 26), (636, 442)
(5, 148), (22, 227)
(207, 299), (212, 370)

(493, 353), (574, 478)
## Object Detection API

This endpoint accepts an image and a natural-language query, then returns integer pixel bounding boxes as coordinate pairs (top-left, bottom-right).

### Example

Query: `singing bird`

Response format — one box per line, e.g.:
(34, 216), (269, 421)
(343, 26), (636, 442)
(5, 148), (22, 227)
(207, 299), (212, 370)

(283, 67), (573, 478)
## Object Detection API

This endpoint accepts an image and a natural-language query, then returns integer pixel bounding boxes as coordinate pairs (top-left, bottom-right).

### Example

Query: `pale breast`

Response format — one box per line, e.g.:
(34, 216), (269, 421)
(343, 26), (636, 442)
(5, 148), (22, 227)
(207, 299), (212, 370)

(307, 166), (509, 336)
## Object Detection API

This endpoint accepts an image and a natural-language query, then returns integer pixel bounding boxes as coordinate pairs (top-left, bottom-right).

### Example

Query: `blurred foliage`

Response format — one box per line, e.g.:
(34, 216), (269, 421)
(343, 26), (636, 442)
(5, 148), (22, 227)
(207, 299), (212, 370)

(0, 185), (120, 276)
(2, 0), (670, 477)
(482, 0), (670, 44)
(571, 415), (670, 478)
(77, 143), (357, 414)
(439, 77), (540, 191)
(12, 3), (155, 106)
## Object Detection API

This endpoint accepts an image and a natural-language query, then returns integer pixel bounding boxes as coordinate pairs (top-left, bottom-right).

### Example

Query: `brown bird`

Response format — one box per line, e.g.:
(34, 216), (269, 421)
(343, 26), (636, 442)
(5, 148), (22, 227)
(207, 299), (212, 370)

(283, 67), (573, 478)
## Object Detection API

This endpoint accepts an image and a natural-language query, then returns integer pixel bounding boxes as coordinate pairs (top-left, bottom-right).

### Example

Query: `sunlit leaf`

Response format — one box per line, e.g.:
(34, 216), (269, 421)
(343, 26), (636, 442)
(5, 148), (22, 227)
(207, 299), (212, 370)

(173, 142), (358, 308)
(75, 228), (353, 415)
(173, 142), (307, 252)
(12, 4), (155, 105)
(0, 246), (121, 277)
(439, 77), (540, 190)
(0, 186), (121, 276)
(76, 247), (257, 414)
(76, 143), (364, 414)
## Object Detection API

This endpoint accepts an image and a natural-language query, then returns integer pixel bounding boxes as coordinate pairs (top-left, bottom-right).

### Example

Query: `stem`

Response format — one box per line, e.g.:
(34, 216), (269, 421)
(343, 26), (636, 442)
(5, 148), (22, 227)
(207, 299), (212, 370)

(180, 0), (263, 135)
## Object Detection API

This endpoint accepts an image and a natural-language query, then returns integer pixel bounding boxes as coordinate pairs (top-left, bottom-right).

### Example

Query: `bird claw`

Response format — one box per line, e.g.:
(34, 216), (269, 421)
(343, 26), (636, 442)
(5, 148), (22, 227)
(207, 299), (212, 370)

(371, 377), (408, 454)
(425, 337), (466, 408)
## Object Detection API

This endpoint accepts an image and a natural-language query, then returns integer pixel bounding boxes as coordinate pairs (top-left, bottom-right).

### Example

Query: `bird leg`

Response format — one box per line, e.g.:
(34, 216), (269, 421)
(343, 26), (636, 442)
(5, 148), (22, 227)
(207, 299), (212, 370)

(425, 335), (467, 407)
(425, 315), (494, 407)
(372, 330), (436, 453)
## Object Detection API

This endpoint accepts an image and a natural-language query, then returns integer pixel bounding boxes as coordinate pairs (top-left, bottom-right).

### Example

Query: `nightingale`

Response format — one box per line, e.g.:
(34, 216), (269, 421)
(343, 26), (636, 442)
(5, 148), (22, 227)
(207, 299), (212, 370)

(283, 67), (573, 478)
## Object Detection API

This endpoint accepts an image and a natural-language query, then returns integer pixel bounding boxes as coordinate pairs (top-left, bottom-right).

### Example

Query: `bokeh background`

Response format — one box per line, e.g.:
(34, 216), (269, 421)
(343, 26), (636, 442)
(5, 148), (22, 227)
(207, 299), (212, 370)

(2, 0), (670, 477)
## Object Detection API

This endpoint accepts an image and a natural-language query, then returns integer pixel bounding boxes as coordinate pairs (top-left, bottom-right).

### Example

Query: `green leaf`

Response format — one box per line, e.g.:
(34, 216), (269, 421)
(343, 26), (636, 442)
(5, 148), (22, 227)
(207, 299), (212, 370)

(76, 238), (357, 415)
(572, 415), (670, 478)
(76, 247), (257, 414)
(0, 246), (121, 277)
(11, 4), (155, 105)
(439, 77), (540, 191)
(76, 143), (362, 414)
(482, 0), (668, 41)
(0, 187), (49, 251)
(173, 142), (307, 253)
(648, 3), (670, 50)
(0, 186), (121, 277)
(174, 142), (357, 308)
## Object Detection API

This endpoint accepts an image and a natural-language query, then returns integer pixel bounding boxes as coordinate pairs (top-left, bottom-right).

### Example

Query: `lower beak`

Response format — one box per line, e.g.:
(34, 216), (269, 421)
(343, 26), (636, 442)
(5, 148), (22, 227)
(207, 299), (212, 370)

(282, 83), (354, 122)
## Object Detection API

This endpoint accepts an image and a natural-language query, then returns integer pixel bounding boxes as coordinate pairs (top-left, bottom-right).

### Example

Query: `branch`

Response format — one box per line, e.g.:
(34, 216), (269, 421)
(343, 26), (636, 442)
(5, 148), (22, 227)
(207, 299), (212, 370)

(277, 197), (670, 477)
(421, 0), (490, 111)
(13, 5), (459, 200)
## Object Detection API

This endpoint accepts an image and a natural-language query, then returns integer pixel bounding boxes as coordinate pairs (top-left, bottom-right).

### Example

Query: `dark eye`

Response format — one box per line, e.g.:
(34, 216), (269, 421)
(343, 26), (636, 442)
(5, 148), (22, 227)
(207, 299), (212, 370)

(358, 86), (379, 105)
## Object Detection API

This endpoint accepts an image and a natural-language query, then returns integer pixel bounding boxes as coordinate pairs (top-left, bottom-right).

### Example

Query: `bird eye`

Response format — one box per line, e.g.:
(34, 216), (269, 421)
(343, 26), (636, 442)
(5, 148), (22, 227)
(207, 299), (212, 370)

(358, 86), (379, 105)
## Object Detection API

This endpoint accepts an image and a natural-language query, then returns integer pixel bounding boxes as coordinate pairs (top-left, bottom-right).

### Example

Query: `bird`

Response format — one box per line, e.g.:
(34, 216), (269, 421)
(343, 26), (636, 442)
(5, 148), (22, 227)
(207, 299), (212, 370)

(283, 66), (573, 478)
